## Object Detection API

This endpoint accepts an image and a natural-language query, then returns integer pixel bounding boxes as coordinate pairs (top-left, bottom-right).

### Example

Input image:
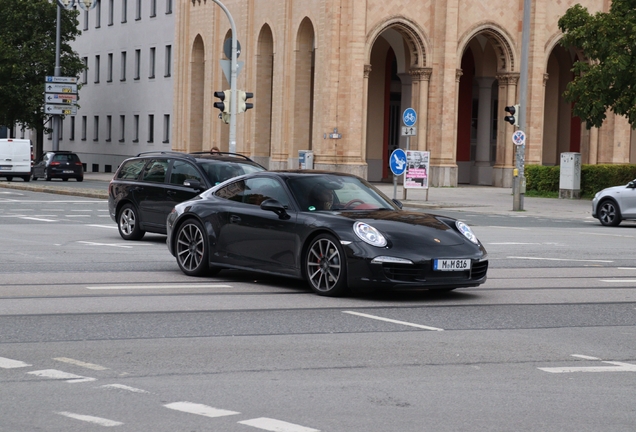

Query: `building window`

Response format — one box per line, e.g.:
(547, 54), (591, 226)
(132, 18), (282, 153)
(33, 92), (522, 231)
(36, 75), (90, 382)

(83, 10), (89, 30)
(133, 115), (139, 142)
(121, 0), (127, 23)
(70, 116), (75, 141)
(81, 116), (87, 141)
(150, 0), (156, 17)
(163, 114), (170, 143)
(135, 0), (141, 20)
(107, 53), (113, 82)
(58, 117), (63, 141)
(81, 57), (88, 84)
(149, 47), (156, 79)
(134, 49), (141, 80)
(119, 115), (125, 142)
(94, 55), (100, 83)
(106, 115), (112, 142)
(93, 116), (99, 141)
(166, 0), (172, 14)
(147, 115), (154, 143)
(108, 0), (114, 25)
(164, 45), (172, 77)
(95, 0), (101, 28)
(120, 51), (127, 81)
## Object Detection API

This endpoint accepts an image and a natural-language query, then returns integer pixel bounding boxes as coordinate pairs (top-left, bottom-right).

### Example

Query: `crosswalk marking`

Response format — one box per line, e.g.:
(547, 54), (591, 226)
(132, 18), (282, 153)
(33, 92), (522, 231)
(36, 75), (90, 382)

(57, 411), (123, 427)
(238, 417), (320, 432)
(101, 384), (149, 393)
(164, 401), (240, 418)
(0, 356), (31, 369)
(28, 369), (96, 383)
(54, 357), (109, 371)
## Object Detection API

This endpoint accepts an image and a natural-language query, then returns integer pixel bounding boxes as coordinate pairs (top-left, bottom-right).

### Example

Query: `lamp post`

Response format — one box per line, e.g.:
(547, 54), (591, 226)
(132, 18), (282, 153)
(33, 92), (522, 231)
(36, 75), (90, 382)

(51, 0), (97, 151)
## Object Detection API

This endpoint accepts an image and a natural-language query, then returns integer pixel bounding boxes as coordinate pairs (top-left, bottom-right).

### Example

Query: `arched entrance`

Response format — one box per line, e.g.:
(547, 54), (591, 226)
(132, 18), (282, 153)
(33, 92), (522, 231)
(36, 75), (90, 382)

(189, 35), (205, 152)
(254, 24), (274, 168)
(290, 18), (315, 167)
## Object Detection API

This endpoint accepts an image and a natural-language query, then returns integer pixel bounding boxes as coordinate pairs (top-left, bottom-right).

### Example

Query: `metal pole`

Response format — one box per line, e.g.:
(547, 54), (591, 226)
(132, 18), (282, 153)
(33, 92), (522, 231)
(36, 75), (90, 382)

(52, 4), (62, 152)
(514, 0), (531, 211)
(212, 0), (238, 154)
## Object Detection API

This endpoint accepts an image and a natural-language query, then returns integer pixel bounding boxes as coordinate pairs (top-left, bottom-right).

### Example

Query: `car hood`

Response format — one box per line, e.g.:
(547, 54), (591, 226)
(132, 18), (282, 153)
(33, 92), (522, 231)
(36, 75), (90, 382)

(337, 210), (466, 246)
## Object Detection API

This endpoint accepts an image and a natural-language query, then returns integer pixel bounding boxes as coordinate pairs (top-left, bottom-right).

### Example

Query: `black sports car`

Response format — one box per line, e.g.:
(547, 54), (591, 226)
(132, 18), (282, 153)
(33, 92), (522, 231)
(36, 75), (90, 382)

(166, 171), (488, 296)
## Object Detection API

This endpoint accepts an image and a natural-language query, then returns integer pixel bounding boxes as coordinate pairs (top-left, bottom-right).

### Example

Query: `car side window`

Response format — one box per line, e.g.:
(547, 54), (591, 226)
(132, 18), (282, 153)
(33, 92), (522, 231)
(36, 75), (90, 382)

(169, 160), (203, 186)
(215, 180), (246, 202)
(242, 178), (290, 207)
(116, 159), (146, 180)
(141, 159), (168, 183)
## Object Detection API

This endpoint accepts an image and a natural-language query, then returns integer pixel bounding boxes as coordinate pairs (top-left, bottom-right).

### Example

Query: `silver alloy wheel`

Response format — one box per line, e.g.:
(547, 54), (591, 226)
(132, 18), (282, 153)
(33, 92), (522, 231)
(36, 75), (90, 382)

(119, 207), (136, 236)
(307, 237), (342, 292)
(177, 222), (204, 272)
(599, 201), (619, 226)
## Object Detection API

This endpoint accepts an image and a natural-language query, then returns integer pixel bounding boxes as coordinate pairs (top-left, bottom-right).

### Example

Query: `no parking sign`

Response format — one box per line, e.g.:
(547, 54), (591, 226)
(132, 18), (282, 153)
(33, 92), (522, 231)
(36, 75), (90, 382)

(512, 130), (526, 146)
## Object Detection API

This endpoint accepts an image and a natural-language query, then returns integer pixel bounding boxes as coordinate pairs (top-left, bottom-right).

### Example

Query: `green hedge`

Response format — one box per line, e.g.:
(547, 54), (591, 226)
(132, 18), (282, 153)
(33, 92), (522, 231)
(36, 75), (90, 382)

(525, 164), (636, 198)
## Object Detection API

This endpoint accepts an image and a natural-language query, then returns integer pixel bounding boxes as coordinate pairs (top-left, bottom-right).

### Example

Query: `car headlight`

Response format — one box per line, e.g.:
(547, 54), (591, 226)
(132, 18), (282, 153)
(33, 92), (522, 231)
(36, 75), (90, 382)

(354, 221), (387, 247)
(456, 221), (479, 244)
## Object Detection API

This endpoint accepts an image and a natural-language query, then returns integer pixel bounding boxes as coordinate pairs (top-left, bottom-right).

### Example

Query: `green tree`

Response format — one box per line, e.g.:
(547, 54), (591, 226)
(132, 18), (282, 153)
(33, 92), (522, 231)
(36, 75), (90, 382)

(0, 0), (84, 136)
(559, 1), (636, 128)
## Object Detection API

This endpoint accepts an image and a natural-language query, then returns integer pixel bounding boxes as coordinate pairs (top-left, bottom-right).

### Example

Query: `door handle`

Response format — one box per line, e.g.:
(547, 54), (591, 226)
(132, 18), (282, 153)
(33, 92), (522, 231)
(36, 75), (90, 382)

(230, 215), (241, 224)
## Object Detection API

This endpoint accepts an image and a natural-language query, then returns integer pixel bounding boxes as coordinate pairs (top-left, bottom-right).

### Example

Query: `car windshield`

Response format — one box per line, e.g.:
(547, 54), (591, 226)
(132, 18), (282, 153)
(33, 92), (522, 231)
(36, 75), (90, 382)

(287, 175), (397, 212)
(200, 161), (265, 185)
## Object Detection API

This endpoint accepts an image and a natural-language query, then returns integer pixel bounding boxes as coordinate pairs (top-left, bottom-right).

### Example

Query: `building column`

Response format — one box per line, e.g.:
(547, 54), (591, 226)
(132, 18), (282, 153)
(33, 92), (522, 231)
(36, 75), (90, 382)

(473, 77), (495, 185)
(409, 67), (433, 151)
(493, 73), (519, 187)
(361, 64), (372, 165)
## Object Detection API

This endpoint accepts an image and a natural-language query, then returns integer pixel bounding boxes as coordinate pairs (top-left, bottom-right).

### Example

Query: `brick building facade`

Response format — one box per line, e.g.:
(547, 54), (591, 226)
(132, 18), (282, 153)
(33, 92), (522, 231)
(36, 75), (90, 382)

(172, 0), (635, 187)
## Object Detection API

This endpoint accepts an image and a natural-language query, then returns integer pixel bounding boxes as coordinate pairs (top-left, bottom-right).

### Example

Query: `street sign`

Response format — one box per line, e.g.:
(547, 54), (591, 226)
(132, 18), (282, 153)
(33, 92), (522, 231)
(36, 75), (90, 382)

(403, 108), (417, 127)
(220, 59), (244, 84)
(45, 104), (77, 115)
(401, 126), (417, 136)
(45, 93), (78, 104)
(223, 38), (241, 59)
(389, 148), (407, 176)
(45, 76), (77, 84)
(404, 151), (430, 189)
(45, 83), (77, 94)
(512, 130), (526, 146)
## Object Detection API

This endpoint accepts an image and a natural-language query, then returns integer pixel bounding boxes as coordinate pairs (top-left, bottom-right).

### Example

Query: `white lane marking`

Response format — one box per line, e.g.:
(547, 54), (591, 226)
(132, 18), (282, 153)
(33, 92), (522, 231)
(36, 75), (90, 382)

(70, 209), (94, 212)
(20, 216), (58, 222)
(77, 241), (132, 249)
(507, 256), (613, 263)
(101, 384), (149, 393)
(572, 354), (601, 360)
(539, 354), (636, 373)
(88, 224), (118, 229)
(86, 284), (232, 290)
(65, 215), (91, 218)
(28, 369), (96, 383)
(56, 411), (123, 427)
(618, 267), (636, 270)
(0, 357), (32, 369)
(164, 401), (240, 418)
(600, 279), (636, 283)
(343, 311), (444, 331)
(238, 417), (320, 432)
(577, 231), (635, 238)
(486, 226), (530, 230)
(54, 357), (108, 371)
(489, 242), (542, 245)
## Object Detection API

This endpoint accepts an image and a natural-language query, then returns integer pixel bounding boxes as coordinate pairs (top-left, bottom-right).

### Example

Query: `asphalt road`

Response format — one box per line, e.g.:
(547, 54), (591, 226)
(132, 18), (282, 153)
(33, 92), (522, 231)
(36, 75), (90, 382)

(1, 188), (635, 431)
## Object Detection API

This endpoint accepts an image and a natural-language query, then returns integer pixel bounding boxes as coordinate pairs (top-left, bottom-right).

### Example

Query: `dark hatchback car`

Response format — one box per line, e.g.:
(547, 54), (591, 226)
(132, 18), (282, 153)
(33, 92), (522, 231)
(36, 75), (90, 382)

(32, 150), (84, 182)
(108, 151), (265, 240)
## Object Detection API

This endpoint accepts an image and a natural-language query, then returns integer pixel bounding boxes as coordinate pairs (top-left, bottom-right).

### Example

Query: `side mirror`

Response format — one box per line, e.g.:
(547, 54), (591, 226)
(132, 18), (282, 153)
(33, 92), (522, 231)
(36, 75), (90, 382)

(392, 198), (403, 209)
(628, 180), (636, 189)
(183, 179), (203, 191)
(261, 199), (290, 220)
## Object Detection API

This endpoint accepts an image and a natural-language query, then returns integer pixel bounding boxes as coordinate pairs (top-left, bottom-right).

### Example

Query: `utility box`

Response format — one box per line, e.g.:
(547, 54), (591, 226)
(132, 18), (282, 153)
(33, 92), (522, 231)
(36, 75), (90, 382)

(559, 152), (581, 199)
(298, 150), (314, 170)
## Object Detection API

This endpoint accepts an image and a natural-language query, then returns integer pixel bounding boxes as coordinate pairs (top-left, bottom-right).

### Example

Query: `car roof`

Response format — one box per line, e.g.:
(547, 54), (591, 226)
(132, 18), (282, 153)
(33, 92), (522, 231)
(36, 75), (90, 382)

(132, 151), (264, 168)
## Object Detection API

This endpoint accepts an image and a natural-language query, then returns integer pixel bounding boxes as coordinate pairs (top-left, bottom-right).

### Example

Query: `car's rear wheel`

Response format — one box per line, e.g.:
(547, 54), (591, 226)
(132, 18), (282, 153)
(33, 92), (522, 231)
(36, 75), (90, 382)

(76, 176), (83, 182)
(305, 234), (348, 296)
(599, 199), (621, 226)
(6, 176), (12, 182)
(175, 219), (219, 277)
(117, 203), (145, 240)
(62, 178), (68, 182)
(22, 175), (30, 182)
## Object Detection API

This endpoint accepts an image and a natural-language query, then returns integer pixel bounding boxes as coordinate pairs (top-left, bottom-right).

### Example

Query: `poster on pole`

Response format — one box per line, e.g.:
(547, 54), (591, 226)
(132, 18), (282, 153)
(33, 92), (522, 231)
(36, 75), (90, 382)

(404, 151), (429, 189)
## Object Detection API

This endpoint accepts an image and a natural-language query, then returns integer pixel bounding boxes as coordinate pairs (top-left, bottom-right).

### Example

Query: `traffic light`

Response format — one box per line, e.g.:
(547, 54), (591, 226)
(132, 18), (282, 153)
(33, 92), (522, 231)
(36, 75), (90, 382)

(504, 104), (520, 127)
(238, 91), (254, 113)
(213, 90), (231, 124)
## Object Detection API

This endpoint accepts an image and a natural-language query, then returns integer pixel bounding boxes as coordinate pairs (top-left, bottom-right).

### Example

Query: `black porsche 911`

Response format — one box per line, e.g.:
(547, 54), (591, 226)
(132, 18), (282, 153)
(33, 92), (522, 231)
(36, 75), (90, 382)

(166, 171), (488, 296)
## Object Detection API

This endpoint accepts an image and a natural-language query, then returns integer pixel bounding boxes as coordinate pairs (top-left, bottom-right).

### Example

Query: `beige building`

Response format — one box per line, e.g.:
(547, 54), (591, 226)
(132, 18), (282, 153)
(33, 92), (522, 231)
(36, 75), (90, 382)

(172, 0), (636, 187)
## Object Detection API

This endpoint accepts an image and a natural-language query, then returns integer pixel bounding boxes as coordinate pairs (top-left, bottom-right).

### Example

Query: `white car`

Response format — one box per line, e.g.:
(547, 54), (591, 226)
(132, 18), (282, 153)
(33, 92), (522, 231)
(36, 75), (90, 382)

(592, 179), (636, 226)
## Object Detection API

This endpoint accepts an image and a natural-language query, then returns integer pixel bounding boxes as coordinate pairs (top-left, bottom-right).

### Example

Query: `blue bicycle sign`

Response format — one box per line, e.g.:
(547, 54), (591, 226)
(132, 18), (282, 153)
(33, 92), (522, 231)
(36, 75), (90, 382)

(403, 108), (417, 127)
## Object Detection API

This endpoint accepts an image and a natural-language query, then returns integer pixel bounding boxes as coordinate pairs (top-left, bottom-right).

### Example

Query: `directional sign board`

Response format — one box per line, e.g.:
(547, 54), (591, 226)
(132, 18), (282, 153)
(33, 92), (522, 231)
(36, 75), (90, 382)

(389, 148), (407, 176)
(403, 108), (417, 127)
(45, 104), (77, 115)
(45, 76), (77, 84)
(45, 93), (78, 104)
(45, 83), (77, 94)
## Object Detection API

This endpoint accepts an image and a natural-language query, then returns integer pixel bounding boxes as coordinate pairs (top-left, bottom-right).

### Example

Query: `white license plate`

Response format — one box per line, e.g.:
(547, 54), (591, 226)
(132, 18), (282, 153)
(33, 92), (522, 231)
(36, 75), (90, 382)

(433, 259), (471, 271)
(0, 165), (11, 170)
(62, 170), (74, 173)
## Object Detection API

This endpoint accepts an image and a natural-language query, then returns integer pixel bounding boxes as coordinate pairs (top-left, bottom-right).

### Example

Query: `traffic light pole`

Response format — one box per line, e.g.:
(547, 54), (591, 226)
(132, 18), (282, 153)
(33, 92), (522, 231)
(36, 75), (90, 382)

(514, 0), (531, 211)
(212, 0), (238, 154)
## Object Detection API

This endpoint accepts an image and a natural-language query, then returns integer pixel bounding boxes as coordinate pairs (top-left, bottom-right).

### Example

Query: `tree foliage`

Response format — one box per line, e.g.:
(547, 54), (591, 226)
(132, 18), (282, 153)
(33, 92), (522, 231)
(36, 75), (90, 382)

(559, 1), (636, 128)
(0, 0), (84, 133)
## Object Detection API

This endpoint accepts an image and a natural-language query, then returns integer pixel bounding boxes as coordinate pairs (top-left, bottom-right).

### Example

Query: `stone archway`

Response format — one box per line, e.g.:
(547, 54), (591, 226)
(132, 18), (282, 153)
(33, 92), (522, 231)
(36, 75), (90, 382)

(188, 35), (205, 152)
(254, 24), (274, 168)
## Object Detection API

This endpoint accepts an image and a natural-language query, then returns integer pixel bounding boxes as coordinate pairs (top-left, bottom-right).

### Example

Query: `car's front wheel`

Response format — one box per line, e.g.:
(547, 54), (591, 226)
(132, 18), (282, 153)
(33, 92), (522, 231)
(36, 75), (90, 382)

(599, 199), (621, 226)
(175, 219), (219, 277)
(117, 203), (145, 240)
(305, 234), (348, 296)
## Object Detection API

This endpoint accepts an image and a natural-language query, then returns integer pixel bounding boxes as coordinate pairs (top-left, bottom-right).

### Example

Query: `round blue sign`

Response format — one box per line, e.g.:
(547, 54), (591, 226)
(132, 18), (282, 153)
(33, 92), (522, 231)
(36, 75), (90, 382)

(403, 108), (417, 127)
(389, 148), (407, 176)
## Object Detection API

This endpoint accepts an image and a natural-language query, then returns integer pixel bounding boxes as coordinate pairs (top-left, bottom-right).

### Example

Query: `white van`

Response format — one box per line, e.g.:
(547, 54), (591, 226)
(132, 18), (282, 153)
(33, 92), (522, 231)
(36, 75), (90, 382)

(0, 138), (33, 182)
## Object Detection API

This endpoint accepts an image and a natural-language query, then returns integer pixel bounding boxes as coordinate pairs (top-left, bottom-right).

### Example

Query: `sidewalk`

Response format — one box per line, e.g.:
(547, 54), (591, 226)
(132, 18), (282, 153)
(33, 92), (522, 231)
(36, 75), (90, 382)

(0, 172), (593, 220)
